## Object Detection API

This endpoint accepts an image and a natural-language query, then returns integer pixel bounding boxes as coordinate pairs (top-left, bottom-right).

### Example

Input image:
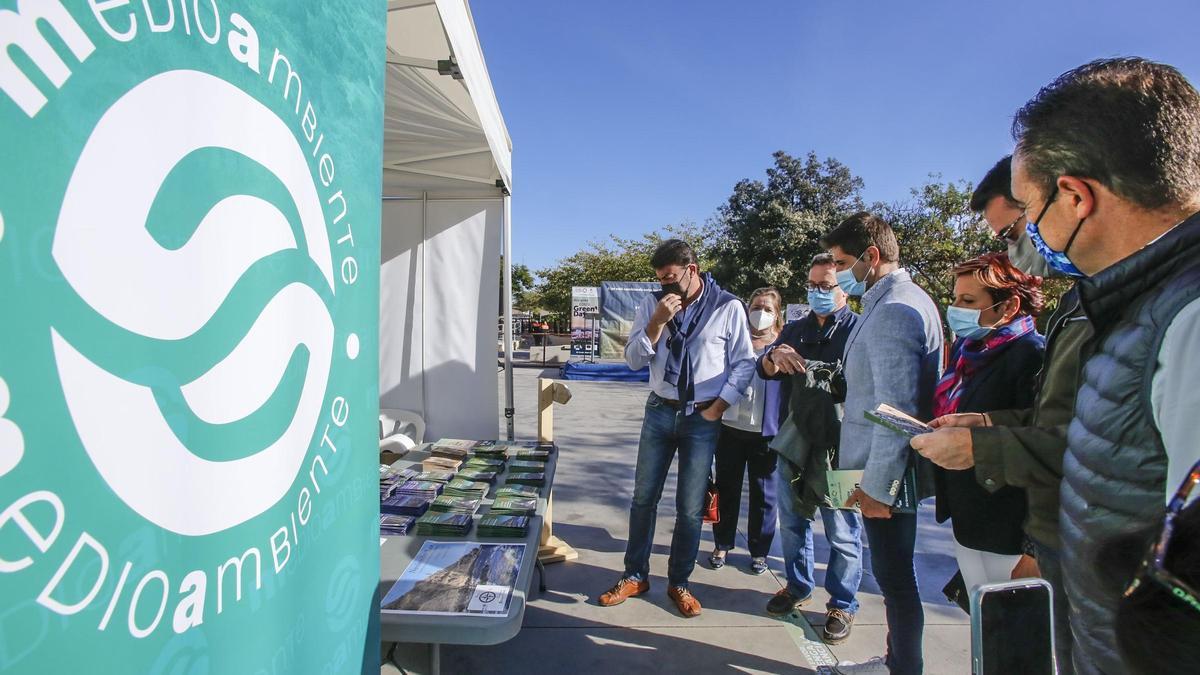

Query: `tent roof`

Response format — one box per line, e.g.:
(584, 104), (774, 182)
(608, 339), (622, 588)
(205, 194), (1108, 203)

(384, 0), (512, 198)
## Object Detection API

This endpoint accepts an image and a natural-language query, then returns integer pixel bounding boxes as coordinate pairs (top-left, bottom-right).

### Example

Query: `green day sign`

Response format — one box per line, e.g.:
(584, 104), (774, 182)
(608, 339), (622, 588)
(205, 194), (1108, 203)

(0, 1), (384, 673)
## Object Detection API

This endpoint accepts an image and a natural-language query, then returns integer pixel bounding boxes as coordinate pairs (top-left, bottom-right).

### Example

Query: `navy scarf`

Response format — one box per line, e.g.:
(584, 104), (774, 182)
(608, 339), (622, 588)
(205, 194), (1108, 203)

(653, 273), (734, 407)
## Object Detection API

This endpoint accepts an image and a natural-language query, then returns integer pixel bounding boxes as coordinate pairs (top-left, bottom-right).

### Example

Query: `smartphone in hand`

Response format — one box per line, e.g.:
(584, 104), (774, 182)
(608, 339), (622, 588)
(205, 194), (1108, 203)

(970, 578), (1056, 674)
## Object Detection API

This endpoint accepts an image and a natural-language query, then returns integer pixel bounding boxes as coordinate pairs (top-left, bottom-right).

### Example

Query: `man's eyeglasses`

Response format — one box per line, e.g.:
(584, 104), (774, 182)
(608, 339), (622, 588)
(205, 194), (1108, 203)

(997, 214), (1024, 242)
(1124, 457), (1200, 613)
(807, 283), (837, 293)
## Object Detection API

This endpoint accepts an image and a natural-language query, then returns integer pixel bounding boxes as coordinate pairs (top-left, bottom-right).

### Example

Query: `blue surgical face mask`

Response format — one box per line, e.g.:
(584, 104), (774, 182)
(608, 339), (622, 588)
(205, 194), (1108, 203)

(836, 251), (869, 297)
(1025, 186), (1087, 278)
(946, 299), (1006, 341)
(808, 288), (838, 315)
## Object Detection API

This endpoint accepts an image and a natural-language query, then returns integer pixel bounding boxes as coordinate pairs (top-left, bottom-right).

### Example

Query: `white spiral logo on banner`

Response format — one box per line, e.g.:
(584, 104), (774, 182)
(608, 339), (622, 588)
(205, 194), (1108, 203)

(50, 70), (335, 536)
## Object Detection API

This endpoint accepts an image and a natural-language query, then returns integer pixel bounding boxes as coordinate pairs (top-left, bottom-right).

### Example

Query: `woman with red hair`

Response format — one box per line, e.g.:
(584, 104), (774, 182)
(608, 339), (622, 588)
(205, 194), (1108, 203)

(933, 252), (1046, 593)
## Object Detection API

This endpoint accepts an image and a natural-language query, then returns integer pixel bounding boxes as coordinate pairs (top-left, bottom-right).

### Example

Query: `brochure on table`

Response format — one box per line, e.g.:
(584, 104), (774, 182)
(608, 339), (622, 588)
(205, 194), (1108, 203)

(381, 542), (527, 616)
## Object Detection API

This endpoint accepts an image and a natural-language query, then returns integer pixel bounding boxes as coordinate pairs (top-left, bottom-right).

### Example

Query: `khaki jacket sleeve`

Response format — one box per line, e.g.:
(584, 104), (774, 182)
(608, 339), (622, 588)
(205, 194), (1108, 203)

(972, 421), (1067, 492)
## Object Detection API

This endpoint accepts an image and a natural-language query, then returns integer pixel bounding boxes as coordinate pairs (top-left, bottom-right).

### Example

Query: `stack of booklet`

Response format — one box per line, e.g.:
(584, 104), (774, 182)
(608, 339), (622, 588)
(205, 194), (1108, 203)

(457, 467), (499, 484)
(506, 472), (545, 487)
(412, 470), (455, 484)
(381, 492), (431, 517)
(415, 511), (473, 537)
(513, 448), (550, 461)
(477, 514), (530, 538)
(489, 496), (537, 516)
(430, 438), (477, 456)
(444, 478), (490, 500)
(471, 440), (511, 460)
(507, 460), (545, 474)
(428, 495), (481, 515)
(462, 456), (506, 472)
(422, 455), (462, 472)
(380, 514), (415, 536)
(495, 485), (539, 500)
(392, 480), (444, 501)
(380, 465), (416, 499)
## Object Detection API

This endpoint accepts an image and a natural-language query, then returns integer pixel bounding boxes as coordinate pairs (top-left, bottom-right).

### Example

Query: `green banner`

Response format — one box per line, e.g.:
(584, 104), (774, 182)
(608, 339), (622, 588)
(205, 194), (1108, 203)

(0, 1), (384, 672)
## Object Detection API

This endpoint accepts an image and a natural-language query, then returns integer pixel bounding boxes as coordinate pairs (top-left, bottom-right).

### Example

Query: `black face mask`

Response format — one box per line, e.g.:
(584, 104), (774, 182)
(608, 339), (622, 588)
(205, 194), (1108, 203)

(661, 270), (690, 300)
(661, 281), (683, 299)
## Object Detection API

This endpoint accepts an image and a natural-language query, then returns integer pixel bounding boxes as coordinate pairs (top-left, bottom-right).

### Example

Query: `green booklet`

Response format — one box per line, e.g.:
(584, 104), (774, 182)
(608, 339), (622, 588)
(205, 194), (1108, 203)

(507, 460), (545, 474)
(863, 403), (932, 438)
(495, 485), (538, 500)
(415, 511), (473, 536)
(458, 468), (498, 483)
(506, 473), (545, 487)
(490, 496), (537, 515)
(825, 468), (918, 514)
(444, 478), (489, 500)
(429, 496), (481, 514)
(476, 514), (530, 538)
(852, 404), (926, 514)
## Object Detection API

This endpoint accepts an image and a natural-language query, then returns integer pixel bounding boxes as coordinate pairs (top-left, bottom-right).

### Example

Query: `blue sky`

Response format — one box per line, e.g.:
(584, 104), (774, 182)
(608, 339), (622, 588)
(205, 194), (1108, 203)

(472, 0), (1200, 276)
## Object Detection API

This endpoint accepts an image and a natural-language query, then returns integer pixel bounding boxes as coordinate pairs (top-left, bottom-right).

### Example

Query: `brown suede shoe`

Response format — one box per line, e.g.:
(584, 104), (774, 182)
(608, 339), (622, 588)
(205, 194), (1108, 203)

(598, 577), (650, 606)
(668, 586), (702, 617)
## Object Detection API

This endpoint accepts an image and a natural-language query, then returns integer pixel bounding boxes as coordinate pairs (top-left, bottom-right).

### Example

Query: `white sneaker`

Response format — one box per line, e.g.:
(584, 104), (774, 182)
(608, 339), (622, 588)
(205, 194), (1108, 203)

(833, 656), (889, 674)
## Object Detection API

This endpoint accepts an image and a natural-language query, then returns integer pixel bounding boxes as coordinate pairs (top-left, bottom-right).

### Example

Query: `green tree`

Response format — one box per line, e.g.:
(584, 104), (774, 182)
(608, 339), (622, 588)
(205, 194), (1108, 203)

(877, 176), (1071, 327)
(534, 222), (714, 315)
(498, 259), (536, 312)
(710, 150), (865, 301)
(876, 177), (1001, 310)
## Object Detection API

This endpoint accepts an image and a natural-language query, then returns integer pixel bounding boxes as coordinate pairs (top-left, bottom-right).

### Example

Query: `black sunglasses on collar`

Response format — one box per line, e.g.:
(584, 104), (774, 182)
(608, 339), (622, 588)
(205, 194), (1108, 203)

(1124, 457), (1200, 614)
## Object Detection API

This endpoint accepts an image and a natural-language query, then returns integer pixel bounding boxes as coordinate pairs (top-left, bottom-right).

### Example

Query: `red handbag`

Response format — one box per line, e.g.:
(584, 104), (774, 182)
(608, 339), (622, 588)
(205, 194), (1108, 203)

(702, 479), (720, 523)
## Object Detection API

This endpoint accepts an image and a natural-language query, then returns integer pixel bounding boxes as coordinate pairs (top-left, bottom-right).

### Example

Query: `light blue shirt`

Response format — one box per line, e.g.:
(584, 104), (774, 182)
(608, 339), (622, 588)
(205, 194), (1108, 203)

(625, 283), (757, 414)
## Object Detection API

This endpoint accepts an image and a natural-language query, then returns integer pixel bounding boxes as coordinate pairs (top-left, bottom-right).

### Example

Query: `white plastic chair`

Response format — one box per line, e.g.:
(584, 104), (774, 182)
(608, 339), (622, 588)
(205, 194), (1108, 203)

(379, 408), (425, 456)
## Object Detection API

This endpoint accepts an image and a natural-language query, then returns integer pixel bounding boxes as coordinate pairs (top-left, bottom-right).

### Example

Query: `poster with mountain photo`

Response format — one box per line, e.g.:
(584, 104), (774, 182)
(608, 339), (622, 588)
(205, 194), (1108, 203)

(381, 542), (526, 616)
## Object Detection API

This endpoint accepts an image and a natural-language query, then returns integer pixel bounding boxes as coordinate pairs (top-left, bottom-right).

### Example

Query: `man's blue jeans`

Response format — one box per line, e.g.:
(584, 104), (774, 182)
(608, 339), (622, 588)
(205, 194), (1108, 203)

(863, 513), (923, 675)
(623, 392), (722, 588)
(775, 463), (863, 611)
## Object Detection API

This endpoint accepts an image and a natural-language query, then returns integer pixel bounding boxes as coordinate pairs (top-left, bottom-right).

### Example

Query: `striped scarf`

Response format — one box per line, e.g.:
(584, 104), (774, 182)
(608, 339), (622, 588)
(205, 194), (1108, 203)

(933, 315), (1037, 418)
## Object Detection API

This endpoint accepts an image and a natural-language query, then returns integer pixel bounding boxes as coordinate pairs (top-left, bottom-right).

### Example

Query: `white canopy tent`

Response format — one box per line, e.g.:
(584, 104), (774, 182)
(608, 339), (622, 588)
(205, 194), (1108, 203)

(380, 0), (515, 440)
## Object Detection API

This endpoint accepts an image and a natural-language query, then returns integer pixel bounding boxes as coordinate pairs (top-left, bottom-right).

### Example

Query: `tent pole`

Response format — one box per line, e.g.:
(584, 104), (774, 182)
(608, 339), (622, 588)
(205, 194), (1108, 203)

(502, 193), (515, 440)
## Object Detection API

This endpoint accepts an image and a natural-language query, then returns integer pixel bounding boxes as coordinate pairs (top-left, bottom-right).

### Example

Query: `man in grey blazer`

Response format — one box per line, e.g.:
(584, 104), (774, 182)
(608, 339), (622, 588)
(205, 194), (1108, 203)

(822, 212), (944, 675)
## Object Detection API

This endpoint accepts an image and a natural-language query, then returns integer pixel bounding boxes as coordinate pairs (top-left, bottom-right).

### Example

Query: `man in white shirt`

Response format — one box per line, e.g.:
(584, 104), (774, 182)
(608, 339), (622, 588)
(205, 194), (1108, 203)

(598, 239), (755, 617)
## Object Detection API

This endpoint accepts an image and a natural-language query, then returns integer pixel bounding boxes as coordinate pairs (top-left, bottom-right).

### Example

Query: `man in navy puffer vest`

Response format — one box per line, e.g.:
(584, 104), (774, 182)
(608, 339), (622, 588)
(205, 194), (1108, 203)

(1011, 57), (1200, 674)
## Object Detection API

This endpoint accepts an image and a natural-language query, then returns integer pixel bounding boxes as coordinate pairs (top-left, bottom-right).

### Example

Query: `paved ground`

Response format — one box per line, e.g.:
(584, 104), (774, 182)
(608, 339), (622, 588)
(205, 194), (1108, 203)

(389, 366), (970, 674)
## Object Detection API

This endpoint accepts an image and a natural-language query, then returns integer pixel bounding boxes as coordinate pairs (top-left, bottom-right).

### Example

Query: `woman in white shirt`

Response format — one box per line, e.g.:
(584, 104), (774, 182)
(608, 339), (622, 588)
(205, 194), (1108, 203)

(709, 287), (784, 574)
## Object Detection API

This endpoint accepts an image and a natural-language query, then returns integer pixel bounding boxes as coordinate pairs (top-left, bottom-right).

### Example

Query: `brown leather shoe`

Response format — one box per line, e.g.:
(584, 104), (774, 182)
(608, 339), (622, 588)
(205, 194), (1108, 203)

(668, 586), (702, 617)
(598, 577), (649, 606)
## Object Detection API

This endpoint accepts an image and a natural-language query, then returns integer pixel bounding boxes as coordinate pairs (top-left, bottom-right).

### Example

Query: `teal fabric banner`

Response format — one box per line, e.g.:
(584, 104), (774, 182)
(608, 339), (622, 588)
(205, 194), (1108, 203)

(0, 1), (385, 672)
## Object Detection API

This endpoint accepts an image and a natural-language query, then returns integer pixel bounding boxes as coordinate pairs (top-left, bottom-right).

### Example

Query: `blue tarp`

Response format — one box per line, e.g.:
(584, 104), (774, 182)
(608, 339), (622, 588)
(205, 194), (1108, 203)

(599, 281), (659, 359)
(561, 360), (650, 382)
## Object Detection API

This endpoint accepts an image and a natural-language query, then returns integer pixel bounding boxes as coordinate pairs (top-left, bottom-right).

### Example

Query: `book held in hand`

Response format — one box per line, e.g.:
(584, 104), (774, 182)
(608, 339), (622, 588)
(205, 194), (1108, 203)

(843, 402), (926, 514)
(863, 403), (933, 438)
